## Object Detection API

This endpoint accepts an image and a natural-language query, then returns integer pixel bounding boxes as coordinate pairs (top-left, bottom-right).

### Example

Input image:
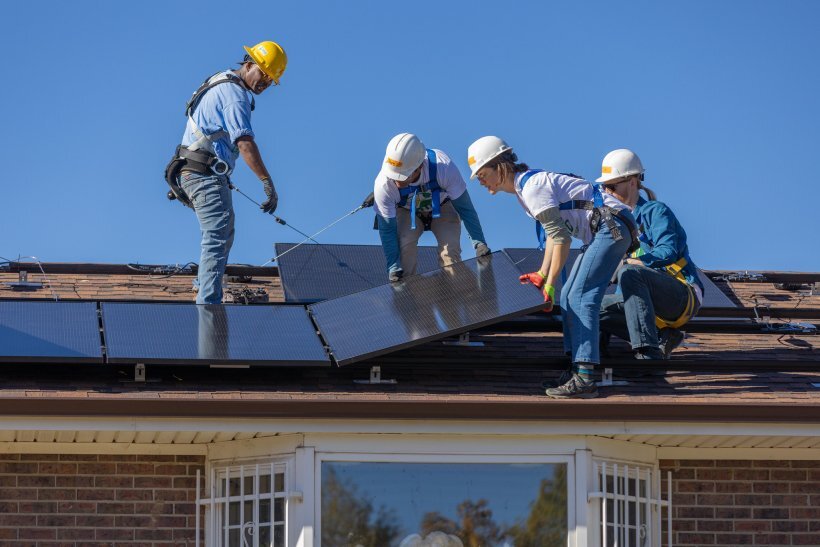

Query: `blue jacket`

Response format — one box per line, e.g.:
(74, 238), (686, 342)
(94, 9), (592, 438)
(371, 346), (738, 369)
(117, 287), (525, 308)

(633, 197), (704, 293)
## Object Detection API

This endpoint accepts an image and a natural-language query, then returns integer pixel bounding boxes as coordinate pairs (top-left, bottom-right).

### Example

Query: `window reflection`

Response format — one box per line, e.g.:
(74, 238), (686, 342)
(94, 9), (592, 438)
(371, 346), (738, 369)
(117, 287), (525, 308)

(321, 462), (567, 547)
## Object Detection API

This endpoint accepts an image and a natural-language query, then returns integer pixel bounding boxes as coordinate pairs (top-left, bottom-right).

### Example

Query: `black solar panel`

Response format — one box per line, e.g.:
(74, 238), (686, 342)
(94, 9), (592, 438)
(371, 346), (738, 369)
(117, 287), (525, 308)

(309, 252), (547, 366)
(0, 301), (103, 363)
(275, 243), (440, 303)
(102, 303), (329, 366)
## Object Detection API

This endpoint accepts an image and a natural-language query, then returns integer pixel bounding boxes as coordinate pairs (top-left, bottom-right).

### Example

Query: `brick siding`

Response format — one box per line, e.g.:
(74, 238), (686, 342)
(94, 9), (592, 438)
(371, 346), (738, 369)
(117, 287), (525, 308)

(0, 453), (204, 546)
(660, 459), (820, 546)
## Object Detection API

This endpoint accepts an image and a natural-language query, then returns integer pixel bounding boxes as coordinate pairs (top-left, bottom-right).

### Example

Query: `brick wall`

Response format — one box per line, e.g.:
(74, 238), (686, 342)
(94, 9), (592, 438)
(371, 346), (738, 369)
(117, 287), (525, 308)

(0, 453), (204, 546)
(660, 459), (820, 546)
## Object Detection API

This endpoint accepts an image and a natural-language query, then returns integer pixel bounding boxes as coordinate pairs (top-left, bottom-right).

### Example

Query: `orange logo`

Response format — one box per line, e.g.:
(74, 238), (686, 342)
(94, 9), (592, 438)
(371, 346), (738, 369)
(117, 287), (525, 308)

(468, 156), (476, 166)
(386, 157), (403, 167)
(601, 166), (612, 174)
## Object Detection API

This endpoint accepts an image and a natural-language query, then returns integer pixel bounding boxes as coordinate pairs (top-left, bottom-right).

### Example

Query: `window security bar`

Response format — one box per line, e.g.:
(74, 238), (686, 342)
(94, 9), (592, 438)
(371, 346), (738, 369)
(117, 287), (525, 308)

(588, 462), (672, 547)
(196, 463), (296, 547)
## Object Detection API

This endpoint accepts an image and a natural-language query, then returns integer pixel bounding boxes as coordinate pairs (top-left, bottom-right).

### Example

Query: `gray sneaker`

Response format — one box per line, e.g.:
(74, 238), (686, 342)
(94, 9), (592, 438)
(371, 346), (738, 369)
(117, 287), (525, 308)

(545, 373), (599, 399)
(659, 328), (685, 359)
(635, 347), (665, 360)
(541, 368), (573, 389)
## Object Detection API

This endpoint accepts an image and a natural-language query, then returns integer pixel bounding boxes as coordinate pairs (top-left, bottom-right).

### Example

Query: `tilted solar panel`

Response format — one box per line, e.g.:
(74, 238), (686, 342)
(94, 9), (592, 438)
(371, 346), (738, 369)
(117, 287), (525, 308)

(275, 243), (440, 303)
(0, 301), (103, 363)
(308, 252), (547, 366)
(102, 303), (329, 366)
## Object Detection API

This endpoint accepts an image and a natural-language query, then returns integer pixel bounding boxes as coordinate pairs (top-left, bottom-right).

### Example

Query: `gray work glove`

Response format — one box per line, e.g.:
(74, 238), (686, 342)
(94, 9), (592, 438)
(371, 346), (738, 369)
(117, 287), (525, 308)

(260, 178), (278, 214)
(474, 242), (491, 257)
(361, 192), (375, 208)
(388, 269), (404, 283)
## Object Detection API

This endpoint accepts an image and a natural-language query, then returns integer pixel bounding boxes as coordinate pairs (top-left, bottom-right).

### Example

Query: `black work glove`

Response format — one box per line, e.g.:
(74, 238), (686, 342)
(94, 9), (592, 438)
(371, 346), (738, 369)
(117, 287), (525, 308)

(260, 177), (278, 214)
(361, 192), (375, 208)
(388, 269), (404, 283)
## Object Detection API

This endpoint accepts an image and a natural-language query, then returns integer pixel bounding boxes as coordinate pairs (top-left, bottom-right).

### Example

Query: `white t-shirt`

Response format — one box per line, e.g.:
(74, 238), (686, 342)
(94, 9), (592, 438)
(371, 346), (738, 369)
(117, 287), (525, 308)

(373, 149), (467, 219)
(514, 171), (628, 245)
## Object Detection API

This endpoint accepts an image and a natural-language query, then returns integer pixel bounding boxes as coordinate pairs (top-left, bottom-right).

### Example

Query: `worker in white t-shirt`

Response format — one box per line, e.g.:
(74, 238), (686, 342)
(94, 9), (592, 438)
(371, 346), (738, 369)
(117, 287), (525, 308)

(369, 133), (490, 282)
(467, 136), (639, 399)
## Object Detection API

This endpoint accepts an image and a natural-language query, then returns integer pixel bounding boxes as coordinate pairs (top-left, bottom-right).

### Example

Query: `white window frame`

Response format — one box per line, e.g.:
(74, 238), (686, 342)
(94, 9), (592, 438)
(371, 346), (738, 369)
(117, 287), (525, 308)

(589, 458), (671, 547)
(314, 452), (575, 547)
(198, 456), (295, 547)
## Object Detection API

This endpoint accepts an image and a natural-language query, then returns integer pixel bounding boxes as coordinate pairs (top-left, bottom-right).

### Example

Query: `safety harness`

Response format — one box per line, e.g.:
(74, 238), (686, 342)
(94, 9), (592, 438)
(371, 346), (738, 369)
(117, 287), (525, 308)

(518, 170), (640, 253)
(634, 227), (697, 329)
(164, 72), (253, 208)
(396, 149), (446, 231)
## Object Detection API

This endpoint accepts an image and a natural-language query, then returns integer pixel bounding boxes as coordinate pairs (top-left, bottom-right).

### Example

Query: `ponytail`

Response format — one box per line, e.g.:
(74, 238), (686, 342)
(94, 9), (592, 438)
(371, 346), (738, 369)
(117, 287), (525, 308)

(488, 151), (529, 182)
(639, 181), (656, 201)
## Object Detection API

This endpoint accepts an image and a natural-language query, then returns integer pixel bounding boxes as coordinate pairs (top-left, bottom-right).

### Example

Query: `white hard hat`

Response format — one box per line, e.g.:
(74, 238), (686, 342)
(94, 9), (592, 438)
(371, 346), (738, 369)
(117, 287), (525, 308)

(379, 133), (426, 182)
(467, 136), (511, 179)
(596, 148), (644, 183)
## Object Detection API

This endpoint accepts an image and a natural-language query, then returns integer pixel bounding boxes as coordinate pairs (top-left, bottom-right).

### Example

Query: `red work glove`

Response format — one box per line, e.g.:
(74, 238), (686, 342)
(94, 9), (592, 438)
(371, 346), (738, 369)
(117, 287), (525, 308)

(520, 271), (555, 311)
(519, 271), (546, 289)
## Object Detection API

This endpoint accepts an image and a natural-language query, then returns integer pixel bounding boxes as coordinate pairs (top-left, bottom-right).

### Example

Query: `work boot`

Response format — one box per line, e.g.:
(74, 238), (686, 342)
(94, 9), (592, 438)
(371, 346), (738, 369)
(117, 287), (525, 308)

(659, 328), (685, 359)
(545, 373), (599, 399)
(541, 367), (573, 389)
(634, 347), (665, 360)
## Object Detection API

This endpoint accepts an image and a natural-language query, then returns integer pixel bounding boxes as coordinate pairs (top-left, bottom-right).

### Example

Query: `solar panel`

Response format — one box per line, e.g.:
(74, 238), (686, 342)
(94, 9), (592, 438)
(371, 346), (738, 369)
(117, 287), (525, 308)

(0, 301), (103, 363)
(697, 270), (737, 308)
(102, 303), (329, 366)
(309, 252), (547, 366)
(275, 243), (440, 303)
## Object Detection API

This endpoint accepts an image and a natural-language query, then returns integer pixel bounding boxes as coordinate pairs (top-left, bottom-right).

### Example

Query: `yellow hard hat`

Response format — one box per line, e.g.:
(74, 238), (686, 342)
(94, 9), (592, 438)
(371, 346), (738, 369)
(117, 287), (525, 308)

(243, 41), (287, 84)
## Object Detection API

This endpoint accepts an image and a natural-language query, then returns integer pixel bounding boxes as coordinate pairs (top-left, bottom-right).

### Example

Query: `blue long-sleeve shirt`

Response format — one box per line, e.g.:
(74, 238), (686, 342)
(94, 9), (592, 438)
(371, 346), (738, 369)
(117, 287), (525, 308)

(633, 197), (704, 293)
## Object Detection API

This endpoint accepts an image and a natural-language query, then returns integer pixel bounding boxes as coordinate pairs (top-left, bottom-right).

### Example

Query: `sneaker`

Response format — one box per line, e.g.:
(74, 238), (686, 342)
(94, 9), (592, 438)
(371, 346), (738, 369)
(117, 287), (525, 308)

(541, 368), (573, 389)
(545, 373), (599, 399)
(635, 347), (664, 360)
(659, 328), (685, 359)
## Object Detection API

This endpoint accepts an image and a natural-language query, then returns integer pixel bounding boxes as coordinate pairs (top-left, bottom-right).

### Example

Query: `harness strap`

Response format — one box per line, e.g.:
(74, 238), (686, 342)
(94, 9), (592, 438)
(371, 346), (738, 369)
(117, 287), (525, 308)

(398, 149), (443, 230)
(185, 72), (253, 157)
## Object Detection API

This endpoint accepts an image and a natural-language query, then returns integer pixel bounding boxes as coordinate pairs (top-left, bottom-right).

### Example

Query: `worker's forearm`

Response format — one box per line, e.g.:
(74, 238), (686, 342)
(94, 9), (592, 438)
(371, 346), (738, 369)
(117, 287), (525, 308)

(546, 242), (570, 288)
(236, 138), (271, 180)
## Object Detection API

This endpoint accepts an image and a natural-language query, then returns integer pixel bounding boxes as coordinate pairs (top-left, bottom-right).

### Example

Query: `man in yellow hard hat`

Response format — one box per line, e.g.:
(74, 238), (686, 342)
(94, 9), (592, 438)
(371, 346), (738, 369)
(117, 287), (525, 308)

(164, 41), (287, 304)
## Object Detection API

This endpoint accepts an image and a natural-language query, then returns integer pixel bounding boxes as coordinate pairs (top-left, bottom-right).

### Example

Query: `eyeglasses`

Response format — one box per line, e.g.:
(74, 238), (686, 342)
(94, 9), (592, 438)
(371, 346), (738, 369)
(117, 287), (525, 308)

(602, 178), (630, 191)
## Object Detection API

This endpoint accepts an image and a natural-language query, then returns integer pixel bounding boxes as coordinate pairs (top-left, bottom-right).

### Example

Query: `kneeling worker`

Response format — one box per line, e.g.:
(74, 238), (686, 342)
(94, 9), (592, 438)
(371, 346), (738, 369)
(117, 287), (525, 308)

(372, 133), (490, 282)
(598, 149), (703, 359)
(165, 41), (287, 304)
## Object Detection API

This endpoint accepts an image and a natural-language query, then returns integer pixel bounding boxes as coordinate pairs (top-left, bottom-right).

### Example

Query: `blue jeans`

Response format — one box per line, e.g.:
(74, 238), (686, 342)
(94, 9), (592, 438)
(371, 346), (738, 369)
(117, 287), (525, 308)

(180, 172), (235, 304)
(600, 264), (698, 350)
(559, 214), (634, 364)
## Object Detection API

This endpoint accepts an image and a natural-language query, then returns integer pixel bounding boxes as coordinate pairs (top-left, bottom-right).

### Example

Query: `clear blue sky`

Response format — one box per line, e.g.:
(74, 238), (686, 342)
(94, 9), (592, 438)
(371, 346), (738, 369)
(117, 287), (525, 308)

(3, 0), (818, 271)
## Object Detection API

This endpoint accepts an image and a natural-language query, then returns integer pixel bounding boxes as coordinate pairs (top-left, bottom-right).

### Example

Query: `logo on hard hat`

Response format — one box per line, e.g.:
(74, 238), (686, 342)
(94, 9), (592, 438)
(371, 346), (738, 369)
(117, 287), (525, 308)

(601, 166), (612, 174)
(258, 46), (268, 56)
(386, 158), (403, 167)
(467, 156), (476, 166)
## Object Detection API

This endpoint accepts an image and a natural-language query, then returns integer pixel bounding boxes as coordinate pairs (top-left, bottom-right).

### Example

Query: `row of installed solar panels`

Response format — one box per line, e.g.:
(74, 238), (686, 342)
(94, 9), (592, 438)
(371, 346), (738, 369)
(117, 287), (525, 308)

(0, 249), (735, 368)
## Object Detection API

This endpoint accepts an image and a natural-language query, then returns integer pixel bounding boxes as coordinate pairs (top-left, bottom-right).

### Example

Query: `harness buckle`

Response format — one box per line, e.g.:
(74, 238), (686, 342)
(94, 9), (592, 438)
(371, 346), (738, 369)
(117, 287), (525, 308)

(211, 159), (230, 176)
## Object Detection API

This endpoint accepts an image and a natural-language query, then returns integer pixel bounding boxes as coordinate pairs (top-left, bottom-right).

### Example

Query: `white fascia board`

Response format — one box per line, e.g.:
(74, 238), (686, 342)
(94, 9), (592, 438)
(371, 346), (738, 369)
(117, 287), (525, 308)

(206, 434), (304, 461)
(0, 441), (205, 455)
(657, 447), (820, 460)
(2, 417), (819, 438)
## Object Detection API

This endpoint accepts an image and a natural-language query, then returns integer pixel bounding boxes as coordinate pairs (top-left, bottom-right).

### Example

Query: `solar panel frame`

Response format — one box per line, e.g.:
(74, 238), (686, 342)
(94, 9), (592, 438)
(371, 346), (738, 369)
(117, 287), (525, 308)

(0, 301), (103, 364)
(102, 302), (330, 366)
(309, 252), (548, 366)
(275, 243), (441, 303)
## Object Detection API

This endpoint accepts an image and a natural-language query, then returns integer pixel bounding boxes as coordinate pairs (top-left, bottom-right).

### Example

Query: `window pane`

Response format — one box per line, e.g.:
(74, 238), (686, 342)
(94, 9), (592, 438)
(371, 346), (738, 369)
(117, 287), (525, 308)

(274, 472), (285, 493)
(274, 498), (284, 523)
(260, 499), (272, 523)
(229, 502), (240, 526)
(260, 473), (272, 494)
(244, 476), (255, 495)
(321, 462), (567, 547)
(259, 525), (272, 547)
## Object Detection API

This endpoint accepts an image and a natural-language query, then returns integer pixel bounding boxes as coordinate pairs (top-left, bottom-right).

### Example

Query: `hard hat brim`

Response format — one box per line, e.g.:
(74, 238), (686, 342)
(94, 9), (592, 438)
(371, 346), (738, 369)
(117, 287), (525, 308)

(468, 146), (511, 179)
(379, 164), (413, 182)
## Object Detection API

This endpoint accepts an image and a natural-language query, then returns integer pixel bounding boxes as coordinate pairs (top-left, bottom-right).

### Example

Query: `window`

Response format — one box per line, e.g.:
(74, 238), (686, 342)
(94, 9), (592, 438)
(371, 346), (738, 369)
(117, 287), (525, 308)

(320, 460), (568, 547)
(200, 461), (288, 547)
(591, 460), (670, 547)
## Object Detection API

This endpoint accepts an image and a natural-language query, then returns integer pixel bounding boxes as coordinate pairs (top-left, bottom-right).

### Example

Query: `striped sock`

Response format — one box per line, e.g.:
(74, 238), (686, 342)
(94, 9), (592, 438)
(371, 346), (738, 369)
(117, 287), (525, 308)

(577, 363), (595, 382)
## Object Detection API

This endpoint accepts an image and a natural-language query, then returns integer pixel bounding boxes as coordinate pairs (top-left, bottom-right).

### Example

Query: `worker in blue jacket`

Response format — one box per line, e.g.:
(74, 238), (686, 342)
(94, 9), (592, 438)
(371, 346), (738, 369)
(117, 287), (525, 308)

(598, 149), (704, 359)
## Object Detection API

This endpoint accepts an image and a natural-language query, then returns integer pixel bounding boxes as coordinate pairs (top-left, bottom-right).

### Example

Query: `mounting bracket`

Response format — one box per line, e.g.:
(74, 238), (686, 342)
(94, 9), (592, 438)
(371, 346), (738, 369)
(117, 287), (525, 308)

(353, 365), (397, 385)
